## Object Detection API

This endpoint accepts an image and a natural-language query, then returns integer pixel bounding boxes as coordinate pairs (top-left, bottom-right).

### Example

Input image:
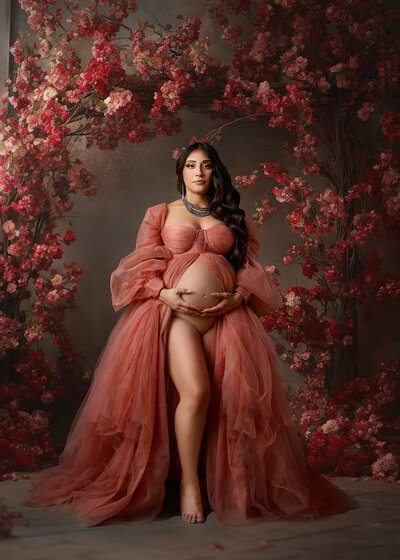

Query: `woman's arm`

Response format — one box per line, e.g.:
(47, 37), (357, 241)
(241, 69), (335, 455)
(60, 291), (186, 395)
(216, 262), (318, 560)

(110, 204), (204, 315)
(110, 205), (171, 311)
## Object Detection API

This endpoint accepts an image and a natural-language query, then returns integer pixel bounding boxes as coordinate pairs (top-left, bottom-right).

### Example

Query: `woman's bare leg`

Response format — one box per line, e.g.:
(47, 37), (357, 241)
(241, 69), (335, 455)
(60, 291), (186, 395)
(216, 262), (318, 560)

(201, 324), (214, 373)
(167, 316), (212, 524)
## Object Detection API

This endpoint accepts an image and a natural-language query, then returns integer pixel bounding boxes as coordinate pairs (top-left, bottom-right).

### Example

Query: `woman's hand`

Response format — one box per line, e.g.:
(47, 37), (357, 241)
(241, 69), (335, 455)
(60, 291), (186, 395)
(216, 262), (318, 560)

(199, 292), (243, 317)
(158, 287), (203, 315)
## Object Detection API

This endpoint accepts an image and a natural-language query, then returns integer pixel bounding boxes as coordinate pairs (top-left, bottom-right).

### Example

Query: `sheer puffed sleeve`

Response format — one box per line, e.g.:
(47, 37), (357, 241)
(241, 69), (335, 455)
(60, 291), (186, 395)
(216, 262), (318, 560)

(234, 215), (284, 317)
(110, 204), (172, 312)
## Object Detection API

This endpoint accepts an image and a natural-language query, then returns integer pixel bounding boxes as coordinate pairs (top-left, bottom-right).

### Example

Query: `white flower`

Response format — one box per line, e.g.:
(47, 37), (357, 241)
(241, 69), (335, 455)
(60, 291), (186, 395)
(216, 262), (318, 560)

(285, 290), (301, 307)
(43, 86), (58, 101)
(321, 419), (339, 434)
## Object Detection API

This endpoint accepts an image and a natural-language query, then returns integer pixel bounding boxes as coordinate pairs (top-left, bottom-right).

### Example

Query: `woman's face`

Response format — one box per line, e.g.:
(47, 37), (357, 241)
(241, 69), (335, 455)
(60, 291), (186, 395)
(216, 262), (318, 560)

(182, 149), (213, 199)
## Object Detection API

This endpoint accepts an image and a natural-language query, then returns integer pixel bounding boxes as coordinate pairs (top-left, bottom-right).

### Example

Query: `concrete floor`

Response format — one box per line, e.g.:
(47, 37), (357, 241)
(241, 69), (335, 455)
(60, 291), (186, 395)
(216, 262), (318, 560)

(1, 473), (400, 560)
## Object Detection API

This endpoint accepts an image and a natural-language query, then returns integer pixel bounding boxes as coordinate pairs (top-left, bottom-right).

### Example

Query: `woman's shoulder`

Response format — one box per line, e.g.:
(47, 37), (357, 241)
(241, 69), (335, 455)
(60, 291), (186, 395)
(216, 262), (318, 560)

(166, 199), (182, 208)
(143, 201), (180, 223)
(144, 201), (167, 216)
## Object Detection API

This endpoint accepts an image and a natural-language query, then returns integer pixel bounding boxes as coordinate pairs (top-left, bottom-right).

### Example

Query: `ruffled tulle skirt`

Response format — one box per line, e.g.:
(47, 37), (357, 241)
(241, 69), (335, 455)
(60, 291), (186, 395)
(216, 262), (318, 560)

(24, 253), (355, 526)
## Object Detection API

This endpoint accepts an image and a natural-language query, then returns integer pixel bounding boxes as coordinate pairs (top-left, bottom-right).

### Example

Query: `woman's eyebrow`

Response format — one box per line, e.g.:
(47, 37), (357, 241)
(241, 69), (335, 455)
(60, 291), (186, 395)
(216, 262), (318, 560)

(185, 159), (211, 163)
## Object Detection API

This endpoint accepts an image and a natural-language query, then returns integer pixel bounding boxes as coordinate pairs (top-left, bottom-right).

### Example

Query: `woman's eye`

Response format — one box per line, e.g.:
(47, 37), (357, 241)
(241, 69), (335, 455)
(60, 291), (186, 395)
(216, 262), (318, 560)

(185, 164), (211, 169)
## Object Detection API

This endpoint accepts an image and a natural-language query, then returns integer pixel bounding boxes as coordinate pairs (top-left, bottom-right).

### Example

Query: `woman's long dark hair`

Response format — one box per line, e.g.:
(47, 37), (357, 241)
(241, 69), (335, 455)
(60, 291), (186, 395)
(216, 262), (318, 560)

(176, 141), (247, 272)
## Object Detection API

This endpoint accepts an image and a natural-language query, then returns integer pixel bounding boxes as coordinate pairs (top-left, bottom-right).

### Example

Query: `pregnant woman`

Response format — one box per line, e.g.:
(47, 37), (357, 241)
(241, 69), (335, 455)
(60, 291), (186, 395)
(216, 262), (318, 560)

(25, 141), (355, 527)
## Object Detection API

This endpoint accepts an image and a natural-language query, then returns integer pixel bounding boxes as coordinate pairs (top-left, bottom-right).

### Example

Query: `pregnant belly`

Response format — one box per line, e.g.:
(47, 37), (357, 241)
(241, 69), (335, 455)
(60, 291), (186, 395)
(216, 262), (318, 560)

(173, 255), (222, 335)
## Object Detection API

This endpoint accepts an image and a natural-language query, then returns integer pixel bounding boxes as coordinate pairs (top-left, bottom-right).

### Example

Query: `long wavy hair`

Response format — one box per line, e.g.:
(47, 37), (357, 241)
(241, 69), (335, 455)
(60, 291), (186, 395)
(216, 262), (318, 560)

(176, 141), (247, 271)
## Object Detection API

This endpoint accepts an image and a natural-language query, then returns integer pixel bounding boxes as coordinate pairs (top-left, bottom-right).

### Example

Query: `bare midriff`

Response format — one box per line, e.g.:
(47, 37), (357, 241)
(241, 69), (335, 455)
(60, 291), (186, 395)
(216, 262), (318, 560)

(172, 255), (222, 335)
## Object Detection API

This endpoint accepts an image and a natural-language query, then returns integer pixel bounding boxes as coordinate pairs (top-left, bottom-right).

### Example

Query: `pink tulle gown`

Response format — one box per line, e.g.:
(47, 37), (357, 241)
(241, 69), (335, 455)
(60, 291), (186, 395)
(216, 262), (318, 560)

(24, 202), (355, 526)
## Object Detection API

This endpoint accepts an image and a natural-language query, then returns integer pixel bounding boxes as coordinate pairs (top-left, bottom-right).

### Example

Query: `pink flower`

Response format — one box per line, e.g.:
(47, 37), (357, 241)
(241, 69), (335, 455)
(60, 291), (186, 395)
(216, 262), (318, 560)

(371, 453), (398, 477)
(285, 290), (301, 308)
(50, 274), (64, 289)
(24, 325), (44, 342)
(330, 63), (345, 73)
(2, 220), (18, 239)
(6, 282), (17, 294)
(7, 240), (26, 258)
(172, 147), (185, 160)
(255, 80), (271, 104)
(234, 171), (258, 193)
(317, 76), (331, 93)
(66, 89), (81, 103)
(347, 56), (360, 69)
(264, 265), (278, 275)
(45, 290), (61, 305)
(357, 102), (375, 121)
(342, 335), (354, 346)
(321, 420), (339, 434)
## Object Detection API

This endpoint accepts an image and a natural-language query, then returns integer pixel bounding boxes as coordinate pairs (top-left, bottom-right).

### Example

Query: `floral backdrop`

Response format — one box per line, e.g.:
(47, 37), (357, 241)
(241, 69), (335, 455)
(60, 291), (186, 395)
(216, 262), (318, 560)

(0, 0), (399, 510)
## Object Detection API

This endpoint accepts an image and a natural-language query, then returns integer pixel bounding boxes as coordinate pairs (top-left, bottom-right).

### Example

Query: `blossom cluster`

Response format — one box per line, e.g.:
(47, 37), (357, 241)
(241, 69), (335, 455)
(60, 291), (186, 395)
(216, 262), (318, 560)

(286, 361), (400, 482)
(0, 346), (92, 476)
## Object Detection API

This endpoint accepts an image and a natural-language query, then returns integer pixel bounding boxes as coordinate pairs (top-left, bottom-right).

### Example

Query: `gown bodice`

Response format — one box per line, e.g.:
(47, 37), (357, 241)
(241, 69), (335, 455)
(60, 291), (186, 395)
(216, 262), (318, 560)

(161, 223), (235, 255)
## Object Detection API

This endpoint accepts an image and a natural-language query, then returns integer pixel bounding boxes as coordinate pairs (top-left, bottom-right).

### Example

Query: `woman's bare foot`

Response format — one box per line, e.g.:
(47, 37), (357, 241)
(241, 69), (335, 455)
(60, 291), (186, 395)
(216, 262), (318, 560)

(180, 480), (205, 524)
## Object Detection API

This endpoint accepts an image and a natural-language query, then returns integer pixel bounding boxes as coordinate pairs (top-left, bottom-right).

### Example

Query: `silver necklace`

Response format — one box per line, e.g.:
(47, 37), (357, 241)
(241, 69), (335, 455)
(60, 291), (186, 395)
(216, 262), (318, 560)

(181, 194), (211, 216)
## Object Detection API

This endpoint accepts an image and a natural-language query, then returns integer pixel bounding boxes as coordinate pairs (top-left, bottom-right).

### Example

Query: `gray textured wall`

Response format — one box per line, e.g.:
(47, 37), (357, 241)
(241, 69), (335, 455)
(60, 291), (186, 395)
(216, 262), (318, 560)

(7, 1), (400, 390)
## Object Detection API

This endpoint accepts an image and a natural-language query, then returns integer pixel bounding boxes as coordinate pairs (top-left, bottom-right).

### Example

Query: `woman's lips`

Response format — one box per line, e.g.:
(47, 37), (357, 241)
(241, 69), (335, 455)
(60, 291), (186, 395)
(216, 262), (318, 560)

(194, 180), (205, 183)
